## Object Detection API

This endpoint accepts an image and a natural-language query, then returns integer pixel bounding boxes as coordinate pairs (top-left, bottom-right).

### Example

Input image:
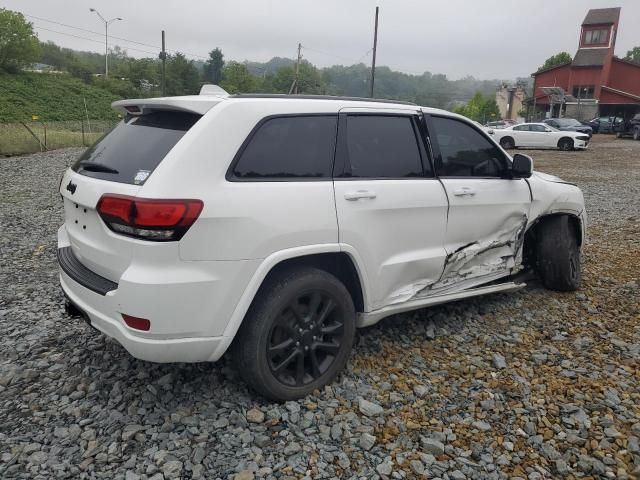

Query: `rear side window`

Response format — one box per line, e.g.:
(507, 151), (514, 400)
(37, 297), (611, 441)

(343, 115), (424, 178)
(73, 111), (201, 185)
(513, 125), (529, 131)
(232, 115), (337, 179)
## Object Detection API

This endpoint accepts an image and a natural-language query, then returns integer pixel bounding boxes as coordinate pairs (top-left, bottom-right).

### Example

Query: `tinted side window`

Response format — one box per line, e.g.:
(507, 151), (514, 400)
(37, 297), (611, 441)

(233, 115), (337, 179)
(431, 117), (507, 177)
(344, 115), (423, 178)
(513, 125), (529, 131)
(530, 124), (546, 132)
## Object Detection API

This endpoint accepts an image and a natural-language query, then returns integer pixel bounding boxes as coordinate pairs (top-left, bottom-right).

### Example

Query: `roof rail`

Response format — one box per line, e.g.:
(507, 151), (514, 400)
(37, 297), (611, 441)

(230, 93), (417, 106)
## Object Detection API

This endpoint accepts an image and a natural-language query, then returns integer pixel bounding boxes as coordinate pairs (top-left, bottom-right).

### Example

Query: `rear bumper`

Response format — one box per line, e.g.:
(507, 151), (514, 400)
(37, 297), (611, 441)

(57, 225), (258, 363)
(59, 271), (229, 362)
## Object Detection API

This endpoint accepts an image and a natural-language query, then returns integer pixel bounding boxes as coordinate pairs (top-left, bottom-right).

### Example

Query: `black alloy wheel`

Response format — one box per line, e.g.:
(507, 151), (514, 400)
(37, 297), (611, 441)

(233, 267), (356, 401)
(267, 291), (344, 387)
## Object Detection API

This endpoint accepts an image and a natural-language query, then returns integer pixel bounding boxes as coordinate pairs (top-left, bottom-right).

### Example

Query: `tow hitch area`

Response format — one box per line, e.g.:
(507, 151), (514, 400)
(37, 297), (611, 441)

(64, 298), (84, 318)
(64, 297), (96, 330)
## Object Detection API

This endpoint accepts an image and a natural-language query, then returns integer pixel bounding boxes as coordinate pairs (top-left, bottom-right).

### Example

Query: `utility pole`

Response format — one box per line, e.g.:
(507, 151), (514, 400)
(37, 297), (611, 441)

(289, 43), (302, 95)
(369, 6), (379, 98)
(89, 8), (122, 78)
(159, 30), (167, 96)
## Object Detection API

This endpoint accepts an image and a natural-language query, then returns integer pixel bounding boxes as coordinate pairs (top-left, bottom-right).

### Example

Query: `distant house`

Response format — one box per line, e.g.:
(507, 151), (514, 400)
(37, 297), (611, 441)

(530, 7), (640, 121)
(495, 83), (527, 122)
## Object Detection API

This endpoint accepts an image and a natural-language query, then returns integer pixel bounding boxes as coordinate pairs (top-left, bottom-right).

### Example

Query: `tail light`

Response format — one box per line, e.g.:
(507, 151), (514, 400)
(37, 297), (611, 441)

(97, 194), (203, 241)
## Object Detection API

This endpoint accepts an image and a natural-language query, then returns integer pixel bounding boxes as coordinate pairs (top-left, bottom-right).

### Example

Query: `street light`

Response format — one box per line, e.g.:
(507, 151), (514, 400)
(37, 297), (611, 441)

(89, 8), (122, 78)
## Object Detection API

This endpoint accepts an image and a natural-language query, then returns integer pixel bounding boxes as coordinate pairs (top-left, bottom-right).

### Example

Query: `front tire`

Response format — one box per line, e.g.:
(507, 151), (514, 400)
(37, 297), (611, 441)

(536, 216), (581, 291)
(500, 136), (515, 150)
(232, 267), (356, 401)
(558, 137), (574, 151)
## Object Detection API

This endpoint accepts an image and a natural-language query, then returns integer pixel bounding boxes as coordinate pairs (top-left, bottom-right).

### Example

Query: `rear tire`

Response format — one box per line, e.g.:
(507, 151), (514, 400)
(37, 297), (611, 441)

(536, 216), (581, 291)
(232, 267), (356, 401)
(500, 136), (515, 150)
(558, 138), (574, 151)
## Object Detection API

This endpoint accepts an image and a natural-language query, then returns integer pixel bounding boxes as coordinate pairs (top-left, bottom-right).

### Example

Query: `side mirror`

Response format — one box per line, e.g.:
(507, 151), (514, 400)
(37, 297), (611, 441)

(511, 153), (532, 178)
(488, 129), (494, 134)
(545, 128), (552, 132)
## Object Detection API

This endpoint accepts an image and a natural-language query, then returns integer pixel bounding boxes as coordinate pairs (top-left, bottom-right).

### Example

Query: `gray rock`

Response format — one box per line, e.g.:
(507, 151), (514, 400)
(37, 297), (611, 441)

(410, 459), (424, 475)
(376, 459), (393, 476)
(492, 353), (507, 369)
(360, 432), (376, 451)
(450, 470), (466, 480)
(284, 442), (301, 456)
(358, 397), (384, 416)
(413, 384), (429, 398)
(421, 437), (445, 456)
(246, 408), (265, 424)
(473, 420), (492, 431)
(162, 460), (183, 479)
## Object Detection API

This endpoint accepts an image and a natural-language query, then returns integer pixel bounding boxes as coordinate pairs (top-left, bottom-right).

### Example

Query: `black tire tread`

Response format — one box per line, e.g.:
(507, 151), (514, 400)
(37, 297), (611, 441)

(536, 216), (581, 291)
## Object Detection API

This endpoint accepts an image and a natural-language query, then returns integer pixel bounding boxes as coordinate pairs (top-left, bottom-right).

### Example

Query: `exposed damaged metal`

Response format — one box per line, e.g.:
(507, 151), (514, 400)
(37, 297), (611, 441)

(431, 213), (528, 289)
(382, 214), (529, 307)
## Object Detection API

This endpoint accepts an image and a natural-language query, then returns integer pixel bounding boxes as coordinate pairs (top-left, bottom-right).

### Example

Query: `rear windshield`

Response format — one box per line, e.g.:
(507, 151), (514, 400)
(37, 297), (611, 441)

(72, 111), (201, 185)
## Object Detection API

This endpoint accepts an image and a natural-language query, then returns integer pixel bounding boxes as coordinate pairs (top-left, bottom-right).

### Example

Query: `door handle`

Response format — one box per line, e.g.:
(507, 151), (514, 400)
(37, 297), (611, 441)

(452, 187), (476, 197)
(344, 190), (377, 201)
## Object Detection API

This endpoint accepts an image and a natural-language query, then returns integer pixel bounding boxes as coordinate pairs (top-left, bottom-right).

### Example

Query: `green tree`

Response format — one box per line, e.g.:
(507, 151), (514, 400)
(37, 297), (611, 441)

(453, 91), (500, 123)
(165, 53), (200, 95)
(0, 9), (40, 72)
(538, 52), (572, 71)
(625, 46), (640, 64)
(221, 61), (256, 93)
(203, 48), (224, 84)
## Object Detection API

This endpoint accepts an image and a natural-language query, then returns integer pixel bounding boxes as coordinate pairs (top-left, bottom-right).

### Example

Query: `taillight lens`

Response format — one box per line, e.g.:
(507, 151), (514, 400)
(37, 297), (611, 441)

(96, 194), (203, 241)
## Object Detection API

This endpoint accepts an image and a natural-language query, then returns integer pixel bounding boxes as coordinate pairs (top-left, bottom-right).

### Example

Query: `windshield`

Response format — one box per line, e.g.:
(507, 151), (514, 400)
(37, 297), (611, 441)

(73, 111), (201, 185)
(555, 118), (582, 127)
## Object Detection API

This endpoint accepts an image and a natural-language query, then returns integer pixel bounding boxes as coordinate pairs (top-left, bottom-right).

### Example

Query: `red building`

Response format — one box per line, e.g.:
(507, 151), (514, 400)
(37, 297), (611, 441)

(531, 7), (640, 121)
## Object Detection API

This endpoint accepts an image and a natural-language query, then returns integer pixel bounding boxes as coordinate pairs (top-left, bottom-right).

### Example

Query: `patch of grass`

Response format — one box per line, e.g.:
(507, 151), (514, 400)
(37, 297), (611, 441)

(0, 72), (121, 123)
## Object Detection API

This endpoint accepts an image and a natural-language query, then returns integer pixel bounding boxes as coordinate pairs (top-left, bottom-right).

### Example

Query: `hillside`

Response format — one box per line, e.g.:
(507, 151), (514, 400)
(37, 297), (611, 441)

(0, 72), (121, 122)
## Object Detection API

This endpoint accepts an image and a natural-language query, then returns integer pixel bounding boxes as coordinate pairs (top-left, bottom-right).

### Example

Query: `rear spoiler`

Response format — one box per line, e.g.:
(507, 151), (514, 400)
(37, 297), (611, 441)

(112, 86), (229, 116)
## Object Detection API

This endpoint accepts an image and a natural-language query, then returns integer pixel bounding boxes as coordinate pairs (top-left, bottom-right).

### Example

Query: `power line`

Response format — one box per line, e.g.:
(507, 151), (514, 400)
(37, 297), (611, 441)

(33, 25), (158, 56)
(25, 13), (210, 60)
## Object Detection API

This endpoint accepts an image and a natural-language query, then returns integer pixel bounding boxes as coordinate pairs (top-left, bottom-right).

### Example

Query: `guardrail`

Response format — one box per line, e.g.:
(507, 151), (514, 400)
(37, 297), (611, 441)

(0, 120), (118, 156)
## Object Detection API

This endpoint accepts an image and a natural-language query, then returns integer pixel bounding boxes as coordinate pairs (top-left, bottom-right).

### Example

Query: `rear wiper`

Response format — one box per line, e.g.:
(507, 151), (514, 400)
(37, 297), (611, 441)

(79, 161), (119, 174)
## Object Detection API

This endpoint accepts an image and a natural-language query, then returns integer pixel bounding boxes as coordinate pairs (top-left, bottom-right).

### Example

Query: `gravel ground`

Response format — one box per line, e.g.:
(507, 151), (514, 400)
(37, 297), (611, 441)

(0, 136), (639, 480)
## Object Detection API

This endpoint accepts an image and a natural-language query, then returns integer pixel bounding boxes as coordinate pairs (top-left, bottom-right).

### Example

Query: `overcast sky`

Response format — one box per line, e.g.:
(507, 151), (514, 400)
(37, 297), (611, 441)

(2, 0), (639, 80)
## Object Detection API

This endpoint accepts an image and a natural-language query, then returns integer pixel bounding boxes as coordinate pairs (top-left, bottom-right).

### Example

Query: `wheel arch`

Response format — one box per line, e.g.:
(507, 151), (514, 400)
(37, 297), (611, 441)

(522, 212), (583, 271)
(213, 247), (367, 360)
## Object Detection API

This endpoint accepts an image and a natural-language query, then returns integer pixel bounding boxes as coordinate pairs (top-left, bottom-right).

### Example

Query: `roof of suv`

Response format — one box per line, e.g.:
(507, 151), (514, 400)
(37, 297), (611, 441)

(112, 93), (451, 118)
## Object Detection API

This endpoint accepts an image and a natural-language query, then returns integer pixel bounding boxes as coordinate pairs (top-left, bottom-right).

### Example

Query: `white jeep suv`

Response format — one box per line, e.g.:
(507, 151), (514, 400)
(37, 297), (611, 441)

(58, 89), (586, 400)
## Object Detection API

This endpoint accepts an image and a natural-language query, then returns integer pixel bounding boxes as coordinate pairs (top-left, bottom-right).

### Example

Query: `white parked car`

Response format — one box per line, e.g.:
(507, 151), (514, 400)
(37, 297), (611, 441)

(58, 89), (586, 400)
(489, 122), (591, 151)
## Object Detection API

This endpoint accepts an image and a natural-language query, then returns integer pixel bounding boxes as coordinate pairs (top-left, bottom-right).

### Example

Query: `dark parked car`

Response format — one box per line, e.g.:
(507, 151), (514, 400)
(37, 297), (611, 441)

(585, 116), (624, 134)
(543, 118), (593, 137)
(615, 113), (640, 140)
